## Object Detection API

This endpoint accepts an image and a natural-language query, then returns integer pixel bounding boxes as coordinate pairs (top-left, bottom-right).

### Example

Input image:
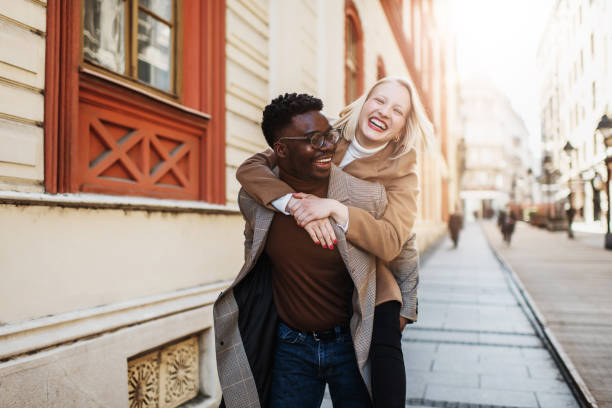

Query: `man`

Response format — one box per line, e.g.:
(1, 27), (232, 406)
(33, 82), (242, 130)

(448, 210), (463, 248)
(214, 94), (386, 408)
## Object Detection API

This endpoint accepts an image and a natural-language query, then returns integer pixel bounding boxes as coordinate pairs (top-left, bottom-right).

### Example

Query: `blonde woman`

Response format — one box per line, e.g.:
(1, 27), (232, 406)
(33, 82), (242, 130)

(237, 77), (433, 407)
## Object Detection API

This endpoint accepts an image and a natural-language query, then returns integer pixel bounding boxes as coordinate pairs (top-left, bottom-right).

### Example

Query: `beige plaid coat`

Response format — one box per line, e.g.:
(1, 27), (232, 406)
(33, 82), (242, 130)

(214, 165), (387, 408)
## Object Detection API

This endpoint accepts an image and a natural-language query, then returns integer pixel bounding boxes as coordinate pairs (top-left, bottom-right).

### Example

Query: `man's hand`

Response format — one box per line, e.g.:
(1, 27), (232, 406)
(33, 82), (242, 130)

(303, 219), (337, 249)
(399, 316), (409, 332)
(289, 193), (348, 227)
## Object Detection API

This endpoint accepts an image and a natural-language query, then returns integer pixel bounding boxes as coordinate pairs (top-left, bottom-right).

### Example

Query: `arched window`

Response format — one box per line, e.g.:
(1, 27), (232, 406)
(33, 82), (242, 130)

(345, 0), (363, 104)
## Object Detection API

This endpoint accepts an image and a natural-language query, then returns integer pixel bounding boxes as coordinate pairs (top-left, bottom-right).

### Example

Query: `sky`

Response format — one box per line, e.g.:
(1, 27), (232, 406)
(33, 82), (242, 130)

(447, 0), (556, 158)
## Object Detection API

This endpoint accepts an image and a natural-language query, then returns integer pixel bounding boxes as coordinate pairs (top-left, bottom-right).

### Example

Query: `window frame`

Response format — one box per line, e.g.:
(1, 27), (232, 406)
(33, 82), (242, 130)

(80, 0), (182, 101)
(344, 0), (364, 105)
(45, 0), (226, 204)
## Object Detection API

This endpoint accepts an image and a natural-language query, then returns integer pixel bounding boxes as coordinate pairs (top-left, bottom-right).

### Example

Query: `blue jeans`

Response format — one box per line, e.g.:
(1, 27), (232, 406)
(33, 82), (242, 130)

(269, 322), (372, 408)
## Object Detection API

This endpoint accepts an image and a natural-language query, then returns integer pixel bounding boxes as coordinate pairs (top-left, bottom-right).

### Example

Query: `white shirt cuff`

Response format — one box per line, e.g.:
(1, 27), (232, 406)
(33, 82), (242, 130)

(338, 218), (349, 233)
(271, 194), (292, 215)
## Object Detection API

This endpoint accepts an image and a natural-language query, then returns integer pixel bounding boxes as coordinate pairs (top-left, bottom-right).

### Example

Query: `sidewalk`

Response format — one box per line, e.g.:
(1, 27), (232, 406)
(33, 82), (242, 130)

(321, 222), (577, 408)
(483, 221), (612, 408)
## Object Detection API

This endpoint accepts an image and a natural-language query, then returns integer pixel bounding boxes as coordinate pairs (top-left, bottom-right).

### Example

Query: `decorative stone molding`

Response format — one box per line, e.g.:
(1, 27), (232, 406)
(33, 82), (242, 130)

(128, 353), (160, 408)
(128, 336), (199, 408)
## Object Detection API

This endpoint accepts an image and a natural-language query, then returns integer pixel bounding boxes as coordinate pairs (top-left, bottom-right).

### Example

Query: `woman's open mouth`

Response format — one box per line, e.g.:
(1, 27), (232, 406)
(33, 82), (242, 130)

(368, 117), (388, 132)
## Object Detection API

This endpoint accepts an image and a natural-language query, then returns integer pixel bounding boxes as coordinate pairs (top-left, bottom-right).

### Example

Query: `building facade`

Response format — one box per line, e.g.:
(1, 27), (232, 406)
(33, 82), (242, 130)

(538, 0), (612, 228)
(0, 1), (459, 406)
(459, 78), (534, 221)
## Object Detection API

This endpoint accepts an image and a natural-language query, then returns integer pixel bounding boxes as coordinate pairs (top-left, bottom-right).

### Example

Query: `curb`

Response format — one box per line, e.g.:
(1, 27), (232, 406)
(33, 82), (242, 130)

(480, 222), (598, 408)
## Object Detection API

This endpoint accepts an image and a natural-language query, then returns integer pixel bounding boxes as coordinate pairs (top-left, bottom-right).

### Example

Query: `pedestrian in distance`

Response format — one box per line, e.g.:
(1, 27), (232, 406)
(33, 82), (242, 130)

(448, 211), (463, 248)
(502, 210), (517, 246)
(214, 94), (383, 408)
(497, 209), (506, 232)
(236, 76), (433, 408)
(566, 206), (576, 239)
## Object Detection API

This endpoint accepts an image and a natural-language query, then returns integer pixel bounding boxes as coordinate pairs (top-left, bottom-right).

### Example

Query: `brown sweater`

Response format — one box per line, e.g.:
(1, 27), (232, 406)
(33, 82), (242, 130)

(236, 138), (419, 311)
(264, 169), (353, 331)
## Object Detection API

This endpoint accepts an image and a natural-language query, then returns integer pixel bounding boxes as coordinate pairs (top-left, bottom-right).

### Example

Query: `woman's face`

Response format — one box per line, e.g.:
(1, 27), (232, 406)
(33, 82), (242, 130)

(356, 81), (412, 149)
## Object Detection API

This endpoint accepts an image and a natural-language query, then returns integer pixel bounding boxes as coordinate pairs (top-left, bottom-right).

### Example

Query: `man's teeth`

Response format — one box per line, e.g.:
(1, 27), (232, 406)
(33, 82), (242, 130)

(369, 118), (387, 130)
(315, 158), (331, 163)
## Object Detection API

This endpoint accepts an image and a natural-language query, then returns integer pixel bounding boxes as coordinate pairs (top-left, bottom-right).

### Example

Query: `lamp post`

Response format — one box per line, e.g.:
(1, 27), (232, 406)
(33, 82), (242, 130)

(563, 141), (576, 238)
(596, 114), (612, 249)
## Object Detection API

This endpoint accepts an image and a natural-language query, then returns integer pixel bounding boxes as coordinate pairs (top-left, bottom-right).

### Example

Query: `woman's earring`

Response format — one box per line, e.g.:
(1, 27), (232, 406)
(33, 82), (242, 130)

(394, 134), (400, 143)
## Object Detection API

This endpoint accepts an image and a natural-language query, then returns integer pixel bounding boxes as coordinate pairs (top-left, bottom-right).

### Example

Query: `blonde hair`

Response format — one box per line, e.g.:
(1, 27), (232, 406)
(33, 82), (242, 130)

(333, 76), (433, 158)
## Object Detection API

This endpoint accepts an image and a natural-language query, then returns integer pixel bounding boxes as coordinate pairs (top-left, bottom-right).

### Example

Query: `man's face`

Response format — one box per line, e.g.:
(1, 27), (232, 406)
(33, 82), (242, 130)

(275, 111), (336, 181)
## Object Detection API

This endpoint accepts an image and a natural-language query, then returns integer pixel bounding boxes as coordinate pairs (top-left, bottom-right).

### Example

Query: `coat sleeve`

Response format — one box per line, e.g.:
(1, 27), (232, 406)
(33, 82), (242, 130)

(235, 149), (295, 210)
(237, 189), (255, 261)
(389, 232), (420, 321)
(345, 149), (419, 262)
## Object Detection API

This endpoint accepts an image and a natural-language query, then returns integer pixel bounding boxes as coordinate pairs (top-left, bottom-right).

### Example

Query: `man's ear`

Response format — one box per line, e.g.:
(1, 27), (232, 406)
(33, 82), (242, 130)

(274, 142), (289, 158)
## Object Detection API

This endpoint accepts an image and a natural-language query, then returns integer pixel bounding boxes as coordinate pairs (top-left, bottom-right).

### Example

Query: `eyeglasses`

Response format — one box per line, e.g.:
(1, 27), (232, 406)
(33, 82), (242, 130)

(277, 128), (341, 149)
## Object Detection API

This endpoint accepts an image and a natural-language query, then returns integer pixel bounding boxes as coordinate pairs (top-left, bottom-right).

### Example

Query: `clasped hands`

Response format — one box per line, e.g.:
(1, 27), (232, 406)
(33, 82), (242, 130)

(286, 193), (348, 250)
(287, 192), (409, 331)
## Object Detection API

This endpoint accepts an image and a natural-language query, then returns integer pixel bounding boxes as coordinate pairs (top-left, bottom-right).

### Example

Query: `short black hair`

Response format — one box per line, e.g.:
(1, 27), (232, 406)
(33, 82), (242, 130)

(261, 93), (323, 147)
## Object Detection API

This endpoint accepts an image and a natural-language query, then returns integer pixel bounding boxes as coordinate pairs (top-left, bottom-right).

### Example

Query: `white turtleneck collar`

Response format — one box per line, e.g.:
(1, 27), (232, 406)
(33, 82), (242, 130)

(338, 136), (388, 169)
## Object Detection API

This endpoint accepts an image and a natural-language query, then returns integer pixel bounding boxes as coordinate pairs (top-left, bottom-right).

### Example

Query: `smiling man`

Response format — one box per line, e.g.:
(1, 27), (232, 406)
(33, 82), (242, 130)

(214, 93), (388, 408)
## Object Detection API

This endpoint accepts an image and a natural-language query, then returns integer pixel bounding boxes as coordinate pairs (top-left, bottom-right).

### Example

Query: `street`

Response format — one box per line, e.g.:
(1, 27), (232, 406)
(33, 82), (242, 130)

(484, 220), (612, 407)
(322, 222), (578, 408)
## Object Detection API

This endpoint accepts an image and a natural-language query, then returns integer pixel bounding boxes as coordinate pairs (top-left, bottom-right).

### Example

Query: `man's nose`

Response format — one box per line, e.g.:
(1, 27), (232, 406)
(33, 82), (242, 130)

(319, 137), (335, 151)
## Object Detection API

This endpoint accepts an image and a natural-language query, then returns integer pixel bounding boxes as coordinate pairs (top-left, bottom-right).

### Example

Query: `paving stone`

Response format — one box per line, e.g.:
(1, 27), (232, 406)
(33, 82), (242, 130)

(481, 374), (572, 393)
(405, 369), (479, 388)
(478, 333), (542, 347)
(425, 384), (539, 407)
(404, 328), (479, 344)
(536, 391), (581, 408)
(432, 360), (529, 376)
(527, 364), (565, 380)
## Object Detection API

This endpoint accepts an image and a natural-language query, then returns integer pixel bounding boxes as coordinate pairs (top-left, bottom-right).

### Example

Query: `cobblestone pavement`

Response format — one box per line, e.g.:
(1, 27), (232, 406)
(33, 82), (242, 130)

(483, 220), (612, 408)
(321, 222), (578, 408)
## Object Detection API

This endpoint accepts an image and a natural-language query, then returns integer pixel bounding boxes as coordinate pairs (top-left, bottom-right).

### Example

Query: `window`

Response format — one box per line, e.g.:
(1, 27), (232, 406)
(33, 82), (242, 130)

(592, 81), (597, 109)
(83, 0), (177, 94)
(345, 1), (363, 104)
(45, 0), (226, 204)
(591, 33), (595, 57)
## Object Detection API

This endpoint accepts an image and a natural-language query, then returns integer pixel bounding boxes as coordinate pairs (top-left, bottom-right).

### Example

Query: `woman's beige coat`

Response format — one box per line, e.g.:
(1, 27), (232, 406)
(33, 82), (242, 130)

(236, 138), (420, 320)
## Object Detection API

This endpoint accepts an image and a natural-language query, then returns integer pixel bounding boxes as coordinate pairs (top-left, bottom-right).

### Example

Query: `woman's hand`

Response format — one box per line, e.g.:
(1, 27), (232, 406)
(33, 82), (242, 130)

(289, 193), (349, 227)
(400, 316), (409, 332)
(303, 219), (337, 249)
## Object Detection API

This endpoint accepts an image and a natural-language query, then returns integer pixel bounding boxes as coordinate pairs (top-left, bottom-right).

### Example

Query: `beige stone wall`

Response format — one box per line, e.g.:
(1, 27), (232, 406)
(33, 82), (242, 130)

(225, 0), (271, 204)
(0, 204), (243, 324)
(0, 0), (46, 192)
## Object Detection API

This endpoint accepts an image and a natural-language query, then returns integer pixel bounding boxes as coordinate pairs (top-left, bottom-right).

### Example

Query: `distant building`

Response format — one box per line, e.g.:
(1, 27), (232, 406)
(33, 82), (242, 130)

(538, 0), (612, 227)
(0, 0), (459, 406)
(459, 79), (534, 220)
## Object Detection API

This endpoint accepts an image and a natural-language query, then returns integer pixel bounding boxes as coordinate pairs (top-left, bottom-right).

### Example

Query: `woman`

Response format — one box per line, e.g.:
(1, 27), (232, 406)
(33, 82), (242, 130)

(236, 77), (433, 407)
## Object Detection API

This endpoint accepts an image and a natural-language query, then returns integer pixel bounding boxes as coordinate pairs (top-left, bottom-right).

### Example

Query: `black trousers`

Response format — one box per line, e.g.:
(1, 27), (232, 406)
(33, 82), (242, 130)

(370, 300), (406, 408)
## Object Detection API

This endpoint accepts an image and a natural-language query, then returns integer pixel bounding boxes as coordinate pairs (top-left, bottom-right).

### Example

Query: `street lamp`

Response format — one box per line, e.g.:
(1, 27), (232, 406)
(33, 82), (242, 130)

(563, 141), (576, 238)
(596, 114), (612, 249)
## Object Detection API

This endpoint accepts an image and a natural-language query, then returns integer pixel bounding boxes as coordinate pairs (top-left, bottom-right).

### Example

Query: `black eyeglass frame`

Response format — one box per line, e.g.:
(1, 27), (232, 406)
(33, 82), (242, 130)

(276, 128), (341, 149)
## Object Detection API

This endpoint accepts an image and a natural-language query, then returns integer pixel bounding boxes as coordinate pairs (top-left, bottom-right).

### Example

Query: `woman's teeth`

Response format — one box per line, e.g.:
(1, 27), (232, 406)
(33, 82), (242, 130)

(369, 118), (387, 130)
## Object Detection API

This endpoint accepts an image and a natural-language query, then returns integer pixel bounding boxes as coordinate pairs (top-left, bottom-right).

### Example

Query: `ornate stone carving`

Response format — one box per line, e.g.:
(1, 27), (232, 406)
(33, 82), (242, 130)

(159, 337), (199, 408)
(128, 336), (199, 408)
(128, 353), (160, 408)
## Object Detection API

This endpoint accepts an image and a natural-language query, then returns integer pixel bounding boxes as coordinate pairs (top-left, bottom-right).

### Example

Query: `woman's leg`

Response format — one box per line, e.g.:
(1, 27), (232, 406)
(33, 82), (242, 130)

(370, 301), (406, 408)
